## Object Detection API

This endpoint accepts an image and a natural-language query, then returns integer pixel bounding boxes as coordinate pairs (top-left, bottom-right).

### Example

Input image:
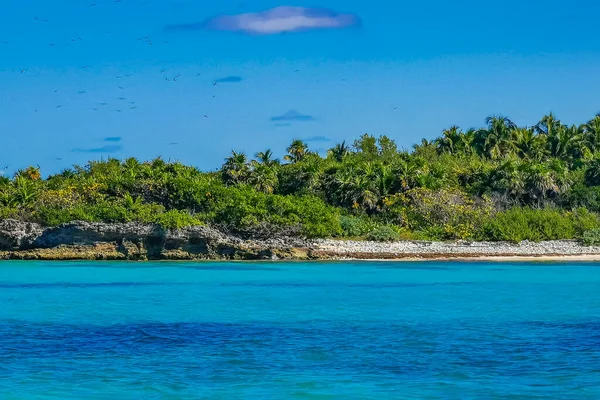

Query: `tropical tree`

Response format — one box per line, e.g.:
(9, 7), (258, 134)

(284, 140), (309, 163)
(254, 149), (279, 167)
(584, 154), (600, 186)
(474, 116), (517, 159)
(249, 163), (278, 194)
(434, 126), (463, 155)
(509, 127), (547, 160)
(328, 141), (350, 162)
(583, 114), (600, 152)
(221, 151), (249, 185)
(545, 124), (584, 162)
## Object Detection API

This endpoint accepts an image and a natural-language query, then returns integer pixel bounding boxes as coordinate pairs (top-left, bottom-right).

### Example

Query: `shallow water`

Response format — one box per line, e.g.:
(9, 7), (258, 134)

(0, 260), (599, 399)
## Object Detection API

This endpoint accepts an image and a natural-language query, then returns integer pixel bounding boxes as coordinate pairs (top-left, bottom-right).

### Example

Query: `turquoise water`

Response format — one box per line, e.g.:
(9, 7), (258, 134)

(1, 261), (599, 399)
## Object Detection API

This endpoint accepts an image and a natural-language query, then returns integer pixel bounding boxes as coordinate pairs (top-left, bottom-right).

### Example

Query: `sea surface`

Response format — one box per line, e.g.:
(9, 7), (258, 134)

(0, 261), (599, 399)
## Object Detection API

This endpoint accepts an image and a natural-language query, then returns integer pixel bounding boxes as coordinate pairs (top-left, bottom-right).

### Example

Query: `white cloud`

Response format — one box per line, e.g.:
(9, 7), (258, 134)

(167, 6), (361, 35)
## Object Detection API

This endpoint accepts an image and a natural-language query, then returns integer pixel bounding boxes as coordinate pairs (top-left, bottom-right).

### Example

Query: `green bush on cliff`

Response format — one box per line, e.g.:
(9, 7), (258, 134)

(154, 210), (203, 230)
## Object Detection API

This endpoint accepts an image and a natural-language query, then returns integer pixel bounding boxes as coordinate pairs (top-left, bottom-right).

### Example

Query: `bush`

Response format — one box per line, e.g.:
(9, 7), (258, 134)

(480, 208), (575, 242)
(154, 209), (202, 230)
(339, 215), (376, 238)
(367, 225), (400, 242)
(385, 188), (492, 240)
(571, 208), (600, 237)
(561, 184), (600, 212)
(199, 185), (341, 238)
(583, 228), (600, 246)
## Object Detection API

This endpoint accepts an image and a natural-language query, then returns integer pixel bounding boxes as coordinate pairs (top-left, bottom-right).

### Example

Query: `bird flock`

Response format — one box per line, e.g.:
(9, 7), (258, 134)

(2, 0), (240, 169)
(1, 1), (396, 174)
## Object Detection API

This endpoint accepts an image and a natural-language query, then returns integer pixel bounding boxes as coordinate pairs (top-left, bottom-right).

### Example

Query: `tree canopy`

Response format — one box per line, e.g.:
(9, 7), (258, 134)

(4, 113), (600, 242)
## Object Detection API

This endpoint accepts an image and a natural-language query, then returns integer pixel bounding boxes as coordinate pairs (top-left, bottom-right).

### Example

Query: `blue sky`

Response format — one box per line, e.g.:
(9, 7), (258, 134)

(1, 0), (600, 175)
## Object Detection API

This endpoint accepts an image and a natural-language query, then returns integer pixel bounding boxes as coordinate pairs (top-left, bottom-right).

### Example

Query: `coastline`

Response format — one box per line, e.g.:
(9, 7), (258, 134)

(320, 255), (600, 262)
(2, 220), (600, 261)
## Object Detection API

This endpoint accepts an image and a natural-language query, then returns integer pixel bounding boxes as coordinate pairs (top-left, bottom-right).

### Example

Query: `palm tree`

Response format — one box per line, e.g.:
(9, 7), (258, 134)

(583, 114), (600, 152)
(284, 140), (309, 163)
(535, 113), (561, 137)
(249, 163), (278, 194)
(584, 154), (600, 186)
(434, 126), (462, 155)
(328, 141), (350, 162)
(374, 163), (395, 198)
(395, 157), (426, 191)
(509, 127), (547, 160)
(254, 149), (279, 167)
(474, 116), (517, 159)
(122, 157), (141, 179)
(486, 157), (526, 200)
(545, 124), (584, 162)
(221, 151), (249, 185)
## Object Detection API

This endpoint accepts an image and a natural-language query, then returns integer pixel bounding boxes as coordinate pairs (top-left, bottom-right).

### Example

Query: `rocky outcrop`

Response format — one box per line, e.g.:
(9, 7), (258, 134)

(0, 220), (44, 250)
(2, 219), (600, 261)
(0, 220), (310, 260)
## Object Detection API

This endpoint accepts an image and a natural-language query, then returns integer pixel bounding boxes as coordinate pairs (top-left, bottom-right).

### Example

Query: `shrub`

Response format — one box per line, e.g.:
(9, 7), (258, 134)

(339, 215), (376, 238)
(199, 185), (341, 238)
(367, 225), (400, 242)
(571, 208), (600, 237)
(582, 228), (600, 246)
(385, 188), (492, 240)
(480, 208), (575, 242)
(154, 209), (202, 230)
(561, 184), (600, 212)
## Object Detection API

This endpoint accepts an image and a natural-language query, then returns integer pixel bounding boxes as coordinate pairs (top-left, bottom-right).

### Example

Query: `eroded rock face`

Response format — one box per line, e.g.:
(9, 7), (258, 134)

(4, 219), (599, 261)
(0, 220), (44, 250)
(0, 220), (309, 260)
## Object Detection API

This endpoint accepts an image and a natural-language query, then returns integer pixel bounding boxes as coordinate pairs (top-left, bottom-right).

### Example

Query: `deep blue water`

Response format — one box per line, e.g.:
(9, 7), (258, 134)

(1, 261), (599, 399)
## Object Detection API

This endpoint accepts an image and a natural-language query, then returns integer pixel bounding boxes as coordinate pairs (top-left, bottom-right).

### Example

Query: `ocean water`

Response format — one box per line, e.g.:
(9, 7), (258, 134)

(0, 261), (599, 399)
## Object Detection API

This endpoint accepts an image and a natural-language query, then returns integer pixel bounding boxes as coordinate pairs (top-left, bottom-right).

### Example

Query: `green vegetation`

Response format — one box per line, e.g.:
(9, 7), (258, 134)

(5, 113), (600, 242)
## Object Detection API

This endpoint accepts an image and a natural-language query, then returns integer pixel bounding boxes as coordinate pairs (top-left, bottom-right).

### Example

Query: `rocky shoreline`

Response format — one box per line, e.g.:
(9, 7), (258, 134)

(1, 220), (600, 261)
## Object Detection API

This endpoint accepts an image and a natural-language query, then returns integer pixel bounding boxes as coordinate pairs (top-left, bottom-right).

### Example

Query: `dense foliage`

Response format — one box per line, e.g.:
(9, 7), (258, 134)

(5, 113), (600, 241)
